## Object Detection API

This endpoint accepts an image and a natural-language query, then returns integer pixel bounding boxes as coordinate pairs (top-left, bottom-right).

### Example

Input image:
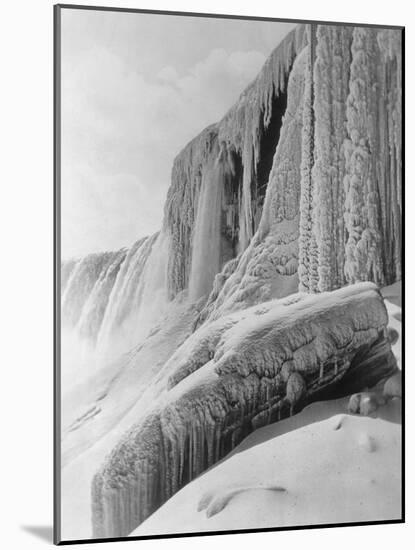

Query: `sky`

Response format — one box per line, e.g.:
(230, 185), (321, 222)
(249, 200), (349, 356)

(61, 8), (295, 258)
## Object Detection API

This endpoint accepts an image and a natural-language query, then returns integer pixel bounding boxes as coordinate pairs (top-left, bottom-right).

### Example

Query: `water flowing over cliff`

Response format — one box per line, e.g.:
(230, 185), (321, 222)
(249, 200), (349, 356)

(61, 24), (402, 346)
(61, 231), (168, 360)
(60, 22), (402, 541)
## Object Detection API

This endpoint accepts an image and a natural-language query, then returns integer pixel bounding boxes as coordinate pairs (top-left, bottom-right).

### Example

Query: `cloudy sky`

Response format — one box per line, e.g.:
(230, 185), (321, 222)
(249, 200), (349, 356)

(61, 8), (295, 258)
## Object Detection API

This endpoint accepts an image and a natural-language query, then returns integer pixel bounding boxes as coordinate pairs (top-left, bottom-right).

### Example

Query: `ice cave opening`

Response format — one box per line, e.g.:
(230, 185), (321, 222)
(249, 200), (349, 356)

(222, 148), (243, 259)
(253, 82), (289, 233)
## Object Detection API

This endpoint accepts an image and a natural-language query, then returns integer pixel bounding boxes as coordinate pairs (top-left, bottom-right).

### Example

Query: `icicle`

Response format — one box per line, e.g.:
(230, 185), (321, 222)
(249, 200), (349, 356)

(165, 27), (308, 300)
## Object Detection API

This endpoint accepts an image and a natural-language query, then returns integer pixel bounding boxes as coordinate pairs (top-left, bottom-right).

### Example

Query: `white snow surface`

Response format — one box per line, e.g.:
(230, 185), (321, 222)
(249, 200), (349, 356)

(134, 397), (401, 535)
(130, 281), (402, 536)
(60, 294), (202, 540)
(61, 280), (401, 540)
(58, 20), (402, 538)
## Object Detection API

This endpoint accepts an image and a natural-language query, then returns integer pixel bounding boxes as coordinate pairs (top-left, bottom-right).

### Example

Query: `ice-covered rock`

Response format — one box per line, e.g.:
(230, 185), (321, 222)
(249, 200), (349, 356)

(164, 26), (307, 301)
(91, 282), (397, 537)
(383, 372), (402, 400)
(192, 24), (402, 326)
(60, 22), (402, 541)
(194, 46), (307, 325)
(62, 23), (402, 342)
(133, 401), (401, 535)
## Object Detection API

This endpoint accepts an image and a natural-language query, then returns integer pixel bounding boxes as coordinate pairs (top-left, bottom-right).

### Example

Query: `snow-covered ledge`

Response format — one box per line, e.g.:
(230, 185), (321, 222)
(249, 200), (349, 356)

(91, 282), (397, 538)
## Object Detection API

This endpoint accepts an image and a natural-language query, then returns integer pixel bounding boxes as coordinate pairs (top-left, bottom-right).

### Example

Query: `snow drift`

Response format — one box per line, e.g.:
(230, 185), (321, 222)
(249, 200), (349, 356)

(133, 398), (401, 535)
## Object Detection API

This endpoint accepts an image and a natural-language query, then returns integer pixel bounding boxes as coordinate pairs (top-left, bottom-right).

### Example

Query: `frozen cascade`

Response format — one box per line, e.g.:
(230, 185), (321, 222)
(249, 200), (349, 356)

(165, 25), (307, 300)
(188, 153), (224, 301)
(61, 232), (167, 362)
(76, 249), (128, 344)
(187, 142), (240, 301)
(62, 251), (121, 330)
(195, 24), (402, 325)
(96, 233), (161, 354)
(136, 230), (170, 328)
(60, 22), (402, 541)
(62, 24), (402, 346)
(195, 47), (308, 326)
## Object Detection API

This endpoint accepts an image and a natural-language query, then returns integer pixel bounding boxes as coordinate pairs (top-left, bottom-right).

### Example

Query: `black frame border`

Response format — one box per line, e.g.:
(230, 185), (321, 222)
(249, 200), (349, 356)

(53, 4), (405, 545)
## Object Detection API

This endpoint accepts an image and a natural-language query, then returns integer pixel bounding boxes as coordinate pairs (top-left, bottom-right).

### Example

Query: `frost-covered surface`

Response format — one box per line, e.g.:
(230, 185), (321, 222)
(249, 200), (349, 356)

(164, 26), (307, 300)
(91, 283), (397, 538)
(60, 292), (203, 540)
(298, 25), (402, 291)
(62, 250), (126, 334)
(62, 293), (201, 464)
(133, 282), (402, 536)
(61, 24), (402, 339)
(60, 22), (402, 542)
(133, 280), (402, 537)
(134, 397), (401, 535)
(62, 23), (402, 334)
(163, 24), (402, 319)
(195, 48), (307, 324)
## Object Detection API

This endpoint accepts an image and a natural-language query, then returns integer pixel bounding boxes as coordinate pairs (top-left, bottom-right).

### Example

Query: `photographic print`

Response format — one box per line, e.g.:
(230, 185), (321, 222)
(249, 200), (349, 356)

(54, 4), (404, 544)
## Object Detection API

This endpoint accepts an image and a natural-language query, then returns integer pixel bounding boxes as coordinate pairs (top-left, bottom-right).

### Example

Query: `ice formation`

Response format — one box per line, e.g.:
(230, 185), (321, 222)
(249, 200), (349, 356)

(164, 26), (307, 300)
(59, 22), (402, 541)
(133, 399), (401, 535)
(194, 25), (401, 325)
(62, 23), (402, 343)
(61, 232), (168, 353)
(91, 283), (397, 537)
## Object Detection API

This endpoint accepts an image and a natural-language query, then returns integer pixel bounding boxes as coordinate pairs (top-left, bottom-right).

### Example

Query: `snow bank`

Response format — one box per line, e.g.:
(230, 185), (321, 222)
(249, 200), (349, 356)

(134, 397), (401, 535)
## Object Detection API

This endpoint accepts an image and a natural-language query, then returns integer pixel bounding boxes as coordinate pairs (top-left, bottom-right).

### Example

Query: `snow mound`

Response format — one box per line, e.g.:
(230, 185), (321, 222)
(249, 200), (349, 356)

(134, 397), (401, 535)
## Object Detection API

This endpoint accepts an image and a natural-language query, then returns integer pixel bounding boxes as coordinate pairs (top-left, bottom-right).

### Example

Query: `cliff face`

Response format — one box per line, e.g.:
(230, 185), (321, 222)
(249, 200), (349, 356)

(91, 283), (397, 537)
(195, 46), (307, 325)
(61, 24), (402, 344)
(300, 26), (402, 293)
(60, 22), (402, 541)
(165, 26), (307, 301)
(165, 24), (402, 323)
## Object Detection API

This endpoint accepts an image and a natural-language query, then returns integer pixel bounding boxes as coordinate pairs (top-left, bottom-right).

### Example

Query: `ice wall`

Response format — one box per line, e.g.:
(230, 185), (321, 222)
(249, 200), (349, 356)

(60, 23), (402, 540)
(298, 25), (402, 291)
(91, 283), (397, 537)
(195, 47), (308, 325)
(194, 24), (402, 324)
(188, 145), (225, 300)
(62, 24), (402, 341)
(164, 26), (307, 300)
